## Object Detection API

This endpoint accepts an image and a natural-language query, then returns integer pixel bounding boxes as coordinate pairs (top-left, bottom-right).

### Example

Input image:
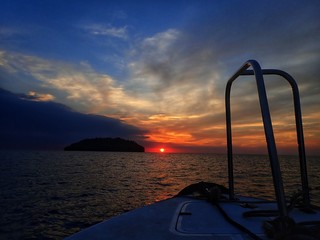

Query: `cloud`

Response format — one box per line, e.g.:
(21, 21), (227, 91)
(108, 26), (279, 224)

(0, 27), (22, 37)
(141, 29), (180, 56)
(23, 91), (55, 102)
(122, 1), (320, 154)
(83, 24), (128, 39)
(0, 50), (151, 115)
(0, 0), (319, 154)
(0, 88), (146, 150)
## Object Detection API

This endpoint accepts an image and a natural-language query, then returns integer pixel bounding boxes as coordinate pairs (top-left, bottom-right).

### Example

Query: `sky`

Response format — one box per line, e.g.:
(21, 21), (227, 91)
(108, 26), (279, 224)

(0, 0), (319, 155)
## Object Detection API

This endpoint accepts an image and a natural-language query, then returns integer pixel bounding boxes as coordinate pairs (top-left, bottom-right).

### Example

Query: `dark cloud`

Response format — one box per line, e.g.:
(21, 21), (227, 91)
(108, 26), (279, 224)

(131, 0), (320, 142)
(0, 88), (146, 150)
(134, 0), (320, 95)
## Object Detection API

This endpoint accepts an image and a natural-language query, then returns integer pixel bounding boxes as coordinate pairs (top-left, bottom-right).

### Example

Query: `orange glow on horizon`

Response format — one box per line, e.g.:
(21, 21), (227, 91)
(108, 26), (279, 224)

(160, 148), (165, 153)
(119, 111), (320, 155)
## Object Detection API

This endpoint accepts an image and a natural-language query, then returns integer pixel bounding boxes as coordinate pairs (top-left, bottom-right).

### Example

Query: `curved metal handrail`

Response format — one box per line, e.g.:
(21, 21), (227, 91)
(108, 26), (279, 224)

(225, 59), (310, 219)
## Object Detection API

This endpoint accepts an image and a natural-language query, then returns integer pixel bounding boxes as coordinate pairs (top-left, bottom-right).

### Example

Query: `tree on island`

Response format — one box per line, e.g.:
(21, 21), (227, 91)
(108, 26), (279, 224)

(64, 137), (144, 152)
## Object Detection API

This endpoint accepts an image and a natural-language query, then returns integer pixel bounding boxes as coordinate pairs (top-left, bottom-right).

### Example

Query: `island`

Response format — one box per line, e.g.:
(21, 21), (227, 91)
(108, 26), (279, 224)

(64, 137), (145, 152)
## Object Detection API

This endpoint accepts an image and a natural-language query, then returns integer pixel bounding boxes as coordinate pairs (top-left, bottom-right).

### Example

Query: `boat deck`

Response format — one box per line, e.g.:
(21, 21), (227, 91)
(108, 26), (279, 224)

(66, 195), (320, 239)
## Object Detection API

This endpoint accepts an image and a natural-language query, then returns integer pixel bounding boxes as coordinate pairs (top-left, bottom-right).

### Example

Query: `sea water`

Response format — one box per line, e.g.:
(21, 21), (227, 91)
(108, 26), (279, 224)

(0, 151), (319, 239)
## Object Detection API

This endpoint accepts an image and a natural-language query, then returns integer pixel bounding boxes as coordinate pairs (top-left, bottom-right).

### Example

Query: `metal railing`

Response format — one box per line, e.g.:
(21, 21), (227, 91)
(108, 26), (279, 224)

(225, 60), (310, 219)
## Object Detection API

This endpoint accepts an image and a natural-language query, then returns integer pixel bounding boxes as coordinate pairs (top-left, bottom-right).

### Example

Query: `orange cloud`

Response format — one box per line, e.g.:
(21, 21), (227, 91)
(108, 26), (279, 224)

(26, 91), (55, 101)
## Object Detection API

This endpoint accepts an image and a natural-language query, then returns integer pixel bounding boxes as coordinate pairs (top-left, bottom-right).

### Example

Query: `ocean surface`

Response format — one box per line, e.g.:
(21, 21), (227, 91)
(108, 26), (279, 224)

(0, 151), (319, 239)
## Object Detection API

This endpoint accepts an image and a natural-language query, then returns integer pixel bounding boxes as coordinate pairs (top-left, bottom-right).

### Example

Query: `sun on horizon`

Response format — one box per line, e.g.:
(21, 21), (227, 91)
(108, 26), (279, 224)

(159, 148), (165, 153)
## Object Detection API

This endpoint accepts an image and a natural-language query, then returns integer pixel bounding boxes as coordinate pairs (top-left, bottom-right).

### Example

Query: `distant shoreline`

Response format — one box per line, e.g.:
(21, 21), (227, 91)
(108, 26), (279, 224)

(64, 137), (145, 152)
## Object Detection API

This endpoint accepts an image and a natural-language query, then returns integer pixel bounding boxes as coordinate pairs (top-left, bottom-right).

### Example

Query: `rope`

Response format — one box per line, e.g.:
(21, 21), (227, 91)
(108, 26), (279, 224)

(213, 201), (263, 240)
(177, 182), (320, 239)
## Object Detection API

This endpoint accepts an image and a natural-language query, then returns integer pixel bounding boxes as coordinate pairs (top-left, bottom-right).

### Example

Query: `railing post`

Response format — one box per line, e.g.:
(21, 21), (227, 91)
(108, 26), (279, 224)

(242, 69), (311, 206)
(225, 60), (288, 218)
(225, 62), (252, 200)
(250, 61), (288, 218)
(261, 69), (309, 206)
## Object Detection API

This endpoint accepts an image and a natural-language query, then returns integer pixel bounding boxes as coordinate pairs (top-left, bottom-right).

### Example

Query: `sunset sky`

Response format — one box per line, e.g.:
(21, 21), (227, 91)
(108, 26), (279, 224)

(1, 0), (319, 155)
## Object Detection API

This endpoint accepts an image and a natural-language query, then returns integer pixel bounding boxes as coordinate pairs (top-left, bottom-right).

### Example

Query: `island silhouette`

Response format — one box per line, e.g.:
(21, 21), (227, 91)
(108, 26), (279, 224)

(64, 137), (144, 152)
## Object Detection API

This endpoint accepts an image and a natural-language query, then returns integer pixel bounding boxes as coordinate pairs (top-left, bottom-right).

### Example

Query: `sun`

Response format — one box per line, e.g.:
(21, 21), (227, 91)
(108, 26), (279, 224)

(159, 148), (165, 153)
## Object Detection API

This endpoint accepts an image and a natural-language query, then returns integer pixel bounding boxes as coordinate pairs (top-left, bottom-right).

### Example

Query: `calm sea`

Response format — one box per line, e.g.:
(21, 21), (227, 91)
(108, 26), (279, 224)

(0, 151), (319, 239)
